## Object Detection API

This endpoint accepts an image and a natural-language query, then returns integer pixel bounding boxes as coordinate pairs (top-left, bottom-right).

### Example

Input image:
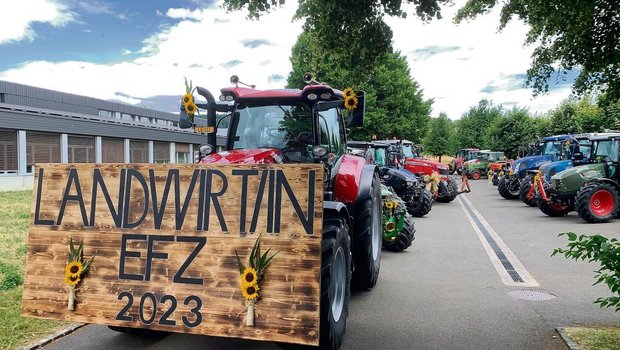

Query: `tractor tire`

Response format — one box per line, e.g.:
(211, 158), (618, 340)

(436, 179), (458, 203)
(575, 183), (619, 223)
(519, 175), (537, 207)
(498, 176), (519, 199)
(351, 173), (382, 290)
(382, 213), (416, 252)
(538, 199), (572, 217)
(456, 167), (463, 175)
(407, 188), (433, 217)
(471, 170), (481, 180)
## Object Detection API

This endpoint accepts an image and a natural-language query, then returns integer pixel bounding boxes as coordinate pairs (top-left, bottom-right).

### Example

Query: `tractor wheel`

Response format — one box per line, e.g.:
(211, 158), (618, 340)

(575, 183), (619, 223)
(456, 167), (463, 175)
(498, 176), (519, 199)
(471, 170), (481, 180)
(538, 198), (571, 217)
(382, 213), (416, 252)
(436, 179), (458, 203)
(519, 175), (537, 207)
(352, 173), (382, 290)
(407, 188), (433, 217)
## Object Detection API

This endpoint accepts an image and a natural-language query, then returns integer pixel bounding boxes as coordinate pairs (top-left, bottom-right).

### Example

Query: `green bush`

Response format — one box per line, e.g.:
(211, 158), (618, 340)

(553, 233), (620, 311)
(0, 263), (23, 290)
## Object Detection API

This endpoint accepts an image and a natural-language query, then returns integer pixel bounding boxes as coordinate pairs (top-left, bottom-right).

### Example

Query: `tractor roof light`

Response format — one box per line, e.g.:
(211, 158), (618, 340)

(307, 93), (318, 101)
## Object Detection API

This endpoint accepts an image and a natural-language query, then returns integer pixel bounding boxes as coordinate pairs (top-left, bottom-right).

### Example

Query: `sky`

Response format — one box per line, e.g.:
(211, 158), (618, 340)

(0, 0), (575, 119)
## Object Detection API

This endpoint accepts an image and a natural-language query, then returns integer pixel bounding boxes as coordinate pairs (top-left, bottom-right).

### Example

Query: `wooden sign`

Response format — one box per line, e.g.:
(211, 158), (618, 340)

(22, 163), (323, 346)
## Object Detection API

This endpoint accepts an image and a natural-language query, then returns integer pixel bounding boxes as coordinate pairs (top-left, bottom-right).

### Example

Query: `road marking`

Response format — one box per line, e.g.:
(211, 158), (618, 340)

(457, 195), (539, 287)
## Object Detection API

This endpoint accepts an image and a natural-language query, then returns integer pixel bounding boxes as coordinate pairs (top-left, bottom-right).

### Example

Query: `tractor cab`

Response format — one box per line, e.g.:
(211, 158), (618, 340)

(588, 133), (620, 181)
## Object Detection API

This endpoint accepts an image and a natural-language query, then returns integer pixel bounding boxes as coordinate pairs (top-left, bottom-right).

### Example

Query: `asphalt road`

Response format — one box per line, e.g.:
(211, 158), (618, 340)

(43, 178), (620, 350)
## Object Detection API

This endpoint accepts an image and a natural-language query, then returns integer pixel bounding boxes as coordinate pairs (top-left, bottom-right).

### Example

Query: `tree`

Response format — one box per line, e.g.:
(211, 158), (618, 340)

(455, 100), (502, 149)
(224, 0), (620, 99)
(487, 108), (535, 159)
(546, 96), (607, 135)
(287, 31), (432, 142)
(455, 0), (620, 99)
(424, 113), (454, 162)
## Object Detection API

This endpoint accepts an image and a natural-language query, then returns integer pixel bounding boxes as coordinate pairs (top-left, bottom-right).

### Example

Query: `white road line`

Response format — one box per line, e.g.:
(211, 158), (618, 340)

(457, 195), (539, 287)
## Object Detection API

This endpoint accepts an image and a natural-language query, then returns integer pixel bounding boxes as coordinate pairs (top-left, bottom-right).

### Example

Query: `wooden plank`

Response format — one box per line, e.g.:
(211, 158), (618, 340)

(22, 163), (323, 345)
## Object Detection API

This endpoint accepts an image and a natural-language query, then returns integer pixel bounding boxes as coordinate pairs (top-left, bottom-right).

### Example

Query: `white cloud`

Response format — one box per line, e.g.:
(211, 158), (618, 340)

(0, 0), (74, 44)
(388, 2), (571, 118)
(0, 0), (572, 119)
(0, 1), (302, 104)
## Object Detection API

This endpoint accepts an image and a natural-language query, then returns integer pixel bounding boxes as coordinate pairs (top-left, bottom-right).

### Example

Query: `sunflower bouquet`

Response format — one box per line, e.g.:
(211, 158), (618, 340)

(342, 87), (358, 111)
(65, 237), (95, 311)
(234, 236), (278, 326)
(423, 171), (441, 195)
(181, 77), (198, 122)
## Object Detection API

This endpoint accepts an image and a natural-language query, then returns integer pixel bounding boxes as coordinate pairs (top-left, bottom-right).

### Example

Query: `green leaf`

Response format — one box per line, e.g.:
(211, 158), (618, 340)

(567, 232), (577, 241)
(82, 256), (95, 275)
(234, 249), (245, 274)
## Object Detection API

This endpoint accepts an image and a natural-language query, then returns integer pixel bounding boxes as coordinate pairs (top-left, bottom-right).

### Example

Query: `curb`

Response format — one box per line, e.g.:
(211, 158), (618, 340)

(556, 327), (582, 350)
(22, 323), (85, 350)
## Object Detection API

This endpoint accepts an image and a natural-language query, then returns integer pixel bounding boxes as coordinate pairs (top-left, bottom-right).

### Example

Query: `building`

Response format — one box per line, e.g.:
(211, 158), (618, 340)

(0, 80), (214, 191)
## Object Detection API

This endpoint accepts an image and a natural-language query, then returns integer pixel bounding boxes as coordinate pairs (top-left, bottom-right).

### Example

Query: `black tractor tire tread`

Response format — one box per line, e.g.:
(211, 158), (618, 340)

(383, 213), (416, 252)
(436, 179), (458, 203)
(537, 199), (571, 217)
(519, 175), (537, 207)
(407, 188), (433, 217)
(498, 176), (519, 199)
(351, 173), (382, 290)
(575, 183), (620, 223)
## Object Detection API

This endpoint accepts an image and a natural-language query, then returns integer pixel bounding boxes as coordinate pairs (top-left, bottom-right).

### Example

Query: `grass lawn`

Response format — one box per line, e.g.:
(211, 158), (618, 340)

(564, 326), (620, 350)
(0, 191), (72, 349)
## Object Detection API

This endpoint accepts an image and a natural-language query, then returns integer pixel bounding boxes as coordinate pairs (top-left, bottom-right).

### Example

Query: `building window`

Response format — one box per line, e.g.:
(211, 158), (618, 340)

(0, 93), (5, 103)
(26, 132), (60, 173)
(176, 143), (190, 163)
(130, 140), (148, 163)
(102, 137), (125, 163)
(68, 135), (95, 163)
(0, 129), (18, 174)
(153, 141), (169, 163)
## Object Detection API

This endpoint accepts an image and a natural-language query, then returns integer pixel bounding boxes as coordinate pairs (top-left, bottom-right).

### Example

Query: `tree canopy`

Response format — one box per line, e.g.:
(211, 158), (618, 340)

(424, 113), (455, 162)
(224, 0), (620, 99)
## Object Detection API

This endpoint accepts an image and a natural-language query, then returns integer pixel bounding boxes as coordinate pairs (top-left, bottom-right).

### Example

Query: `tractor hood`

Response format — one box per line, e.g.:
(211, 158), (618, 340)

(512, 155), (552, 177)
(199, 148), (284, 164)
(538, 160), (573, 182)
(407, 158), (448, 170)
(550, 163), (607, 194)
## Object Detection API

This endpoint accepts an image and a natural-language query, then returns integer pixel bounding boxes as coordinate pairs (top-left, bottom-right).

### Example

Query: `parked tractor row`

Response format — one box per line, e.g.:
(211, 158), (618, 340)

(494, 132), (620, 223)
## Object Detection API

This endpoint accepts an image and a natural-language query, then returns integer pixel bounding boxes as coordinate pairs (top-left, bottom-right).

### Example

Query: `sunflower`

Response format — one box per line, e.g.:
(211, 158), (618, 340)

(65, 261), (83, 278)
(344, 96), (358, 111)
(241, 267), (258, 286)
(64, 273), (81, 287)
(184, 102), (197, 116)
(241, 282), (260, 300)
(182, 93), (194, 105)
(342, 87), (355, 98)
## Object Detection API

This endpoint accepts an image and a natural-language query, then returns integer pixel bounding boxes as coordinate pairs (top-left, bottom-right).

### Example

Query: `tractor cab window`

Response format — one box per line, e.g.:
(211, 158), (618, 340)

(318, 108), (344, 158)
(374, 148), (387, 167)
(592, 140), (619, 163)
(232, 103), (313, 162)
(401, 144), (414, 158)
(542, 141), (564, 161)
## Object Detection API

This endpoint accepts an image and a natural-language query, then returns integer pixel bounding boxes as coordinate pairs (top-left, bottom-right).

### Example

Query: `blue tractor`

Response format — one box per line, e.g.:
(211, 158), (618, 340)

(519, 134), (593, 206)
(498, 135), (579, 200)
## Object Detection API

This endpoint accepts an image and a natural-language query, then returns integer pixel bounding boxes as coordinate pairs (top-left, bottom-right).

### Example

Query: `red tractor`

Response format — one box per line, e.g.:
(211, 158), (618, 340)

(184, 75), (382, 349)
(450, 148), (480, 174)
(379, 139), (458, 203)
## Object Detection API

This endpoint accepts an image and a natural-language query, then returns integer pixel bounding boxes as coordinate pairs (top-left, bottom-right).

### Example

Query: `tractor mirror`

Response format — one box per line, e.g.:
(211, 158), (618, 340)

(179, 107), (194, 129)
(346, 92), (365, 128)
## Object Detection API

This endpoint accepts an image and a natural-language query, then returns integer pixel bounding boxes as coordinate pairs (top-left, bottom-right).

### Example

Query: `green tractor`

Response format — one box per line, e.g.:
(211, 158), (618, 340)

(381, 184), (416, 252)
(538, 133), (620, 222)
(463, 151), (505, 180)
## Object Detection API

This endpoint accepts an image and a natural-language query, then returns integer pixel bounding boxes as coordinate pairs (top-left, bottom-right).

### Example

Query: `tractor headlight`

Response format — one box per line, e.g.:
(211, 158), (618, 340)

(199, 144), (213, 155)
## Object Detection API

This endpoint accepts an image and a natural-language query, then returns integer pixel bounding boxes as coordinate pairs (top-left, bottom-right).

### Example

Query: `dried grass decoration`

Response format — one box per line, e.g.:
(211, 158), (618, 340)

(234, 236), (279, 326)
(182, 77), (198, 121)
(343, 87), (358, 111)
(64, 237), (95, 311)
(423, 171), (441, 195)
